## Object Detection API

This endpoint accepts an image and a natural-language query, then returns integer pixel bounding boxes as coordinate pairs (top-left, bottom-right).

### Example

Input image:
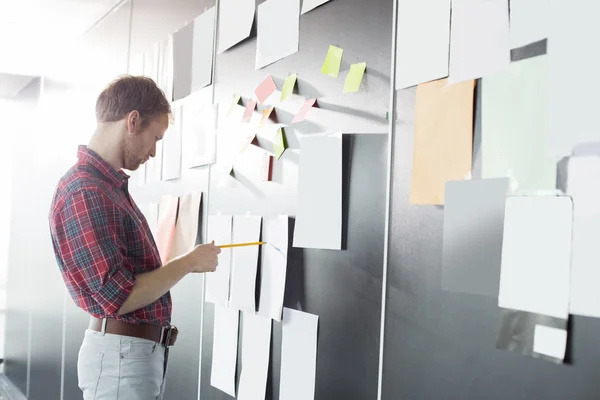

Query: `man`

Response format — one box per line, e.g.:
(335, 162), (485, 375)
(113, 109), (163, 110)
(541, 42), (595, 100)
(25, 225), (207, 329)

(49, 76), (220, 399)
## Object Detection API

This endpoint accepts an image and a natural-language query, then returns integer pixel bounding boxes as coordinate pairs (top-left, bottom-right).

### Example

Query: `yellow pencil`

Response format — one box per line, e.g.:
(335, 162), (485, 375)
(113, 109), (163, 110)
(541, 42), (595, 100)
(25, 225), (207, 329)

(217, 241), (266, 249)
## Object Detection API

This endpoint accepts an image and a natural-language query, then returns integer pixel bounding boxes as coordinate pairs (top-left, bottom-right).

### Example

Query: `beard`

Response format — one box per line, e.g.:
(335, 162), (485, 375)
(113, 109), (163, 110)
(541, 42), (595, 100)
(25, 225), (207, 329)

(123, 138), (145, 171)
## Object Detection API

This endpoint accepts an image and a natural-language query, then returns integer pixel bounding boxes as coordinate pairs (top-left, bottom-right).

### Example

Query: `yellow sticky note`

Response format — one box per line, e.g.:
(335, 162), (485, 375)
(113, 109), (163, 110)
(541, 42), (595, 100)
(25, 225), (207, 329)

(343, 62), (366, 93)
(273, 128), (288, 160)
(280, 73), (297, 102)
(321, 45), (343, 78)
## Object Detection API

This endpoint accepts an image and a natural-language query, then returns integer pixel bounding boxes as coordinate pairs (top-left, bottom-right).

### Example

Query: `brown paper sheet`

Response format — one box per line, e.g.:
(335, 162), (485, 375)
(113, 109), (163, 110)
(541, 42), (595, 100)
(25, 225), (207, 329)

(410, 78), (476, 205)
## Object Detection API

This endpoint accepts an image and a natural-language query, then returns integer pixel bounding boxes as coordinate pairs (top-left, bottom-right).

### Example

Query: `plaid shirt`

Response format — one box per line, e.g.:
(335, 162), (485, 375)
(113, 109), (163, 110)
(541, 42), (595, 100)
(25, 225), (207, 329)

(49, 146), (171, 326)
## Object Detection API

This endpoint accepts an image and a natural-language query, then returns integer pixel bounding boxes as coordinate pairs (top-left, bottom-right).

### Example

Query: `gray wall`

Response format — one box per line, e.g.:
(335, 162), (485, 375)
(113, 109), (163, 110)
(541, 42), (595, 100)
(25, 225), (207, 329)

(381, 40), (600, 400)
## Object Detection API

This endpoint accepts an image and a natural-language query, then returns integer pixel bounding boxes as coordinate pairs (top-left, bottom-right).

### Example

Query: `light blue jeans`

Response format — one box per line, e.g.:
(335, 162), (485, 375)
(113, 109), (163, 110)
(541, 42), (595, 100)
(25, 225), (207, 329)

(78, 330), (169, 400)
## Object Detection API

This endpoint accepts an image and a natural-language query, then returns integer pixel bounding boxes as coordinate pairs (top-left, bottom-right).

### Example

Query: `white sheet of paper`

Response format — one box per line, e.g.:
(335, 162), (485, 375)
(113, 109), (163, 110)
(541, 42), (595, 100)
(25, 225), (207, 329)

(533, 325), (567, 360)
(182, 101), (217, 168)
(448, 0), (510, 83)
(233, 143), (272, 182)
(218, 0), (255, 53)
(192, 7), (216, 92)
(258, 216), (289, 321)
(229, 215), (262, 312)
(173, 22), (194, 101)
(158, 37), (174, 101)
(293, 133), (342, 250)
(279, 308), (319, 400)
(567, 156), (600, 318)
(395, 0), (451, 89)
(210, 304), (239, 397)
(301, 0), (331, 14)
(238, 313), (272, 400)
(145, 141), (163, 184)
(255, 0), (300, 69)
(509, 0), (549, 49)
(162, 106), (182, 181)
(206, 215), (233, 306)
(498, 196), (573, 319)
(547, 1), (600, 157)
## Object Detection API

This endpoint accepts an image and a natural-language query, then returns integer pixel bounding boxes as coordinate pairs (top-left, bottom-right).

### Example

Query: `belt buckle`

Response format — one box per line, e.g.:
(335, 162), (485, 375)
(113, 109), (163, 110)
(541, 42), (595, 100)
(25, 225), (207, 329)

(162, 325), (178, 347)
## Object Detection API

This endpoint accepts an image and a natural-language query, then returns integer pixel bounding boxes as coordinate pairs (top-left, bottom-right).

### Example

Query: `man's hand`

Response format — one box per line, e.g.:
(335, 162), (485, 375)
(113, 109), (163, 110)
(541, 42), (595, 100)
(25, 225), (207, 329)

(183, 241), (221, 273)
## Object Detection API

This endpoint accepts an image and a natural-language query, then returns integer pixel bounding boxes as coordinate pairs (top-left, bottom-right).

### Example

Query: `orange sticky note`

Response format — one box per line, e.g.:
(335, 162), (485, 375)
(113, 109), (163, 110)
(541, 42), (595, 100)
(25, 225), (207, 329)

(255, 75), (277, 104)
(241, 100), (257, 123)
(292, 98), (316, 123)
(240, 134), (257, 153)
(260, 107), (274, 128)
(410, 78), (476, 205)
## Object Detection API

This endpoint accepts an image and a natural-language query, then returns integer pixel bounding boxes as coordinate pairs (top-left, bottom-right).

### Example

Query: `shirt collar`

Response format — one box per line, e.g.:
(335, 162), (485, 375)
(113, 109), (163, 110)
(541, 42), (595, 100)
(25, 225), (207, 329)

(77, 145), (130, 188)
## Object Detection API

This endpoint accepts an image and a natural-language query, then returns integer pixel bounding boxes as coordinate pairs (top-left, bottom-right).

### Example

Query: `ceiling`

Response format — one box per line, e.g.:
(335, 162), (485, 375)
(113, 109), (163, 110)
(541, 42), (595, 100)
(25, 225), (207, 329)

(0, 0), (122, 95)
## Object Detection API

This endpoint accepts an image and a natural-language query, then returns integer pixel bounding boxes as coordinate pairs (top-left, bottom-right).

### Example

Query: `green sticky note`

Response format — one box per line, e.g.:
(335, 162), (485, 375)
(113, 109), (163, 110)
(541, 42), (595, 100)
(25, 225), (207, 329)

(273, 128), (288, 160)
(321, 45), (343, 78)
(482, 56), (556, 191)
(343, 62), (366, 93)
(227, 94), (241, 115)
(280, 73), (297, 102)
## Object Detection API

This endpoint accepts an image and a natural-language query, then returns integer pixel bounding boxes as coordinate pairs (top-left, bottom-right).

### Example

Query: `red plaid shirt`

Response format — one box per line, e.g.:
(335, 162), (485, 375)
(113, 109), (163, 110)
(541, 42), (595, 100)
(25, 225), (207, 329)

(49, 146), (171, 326)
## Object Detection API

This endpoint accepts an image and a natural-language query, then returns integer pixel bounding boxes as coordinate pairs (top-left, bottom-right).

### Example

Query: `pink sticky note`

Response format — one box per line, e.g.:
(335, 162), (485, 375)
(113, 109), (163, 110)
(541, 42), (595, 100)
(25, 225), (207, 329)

(292, 98), (317, 123)
(156, 196), (179, 264)
(241, 100), (257, 123)
(255, 75), (277, 104)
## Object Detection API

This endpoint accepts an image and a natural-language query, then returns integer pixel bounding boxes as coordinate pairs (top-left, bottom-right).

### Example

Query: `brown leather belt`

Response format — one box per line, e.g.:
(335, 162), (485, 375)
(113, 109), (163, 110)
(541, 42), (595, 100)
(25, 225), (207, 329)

(89, 317), (178, 347)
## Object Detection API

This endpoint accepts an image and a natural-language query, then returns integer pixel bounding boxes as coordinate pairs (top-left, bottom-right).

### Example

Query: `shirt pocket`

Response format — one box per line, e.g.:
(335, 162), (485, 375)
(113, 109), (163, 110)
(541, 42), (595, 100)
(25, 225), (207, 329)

(121, 340), (158, 360)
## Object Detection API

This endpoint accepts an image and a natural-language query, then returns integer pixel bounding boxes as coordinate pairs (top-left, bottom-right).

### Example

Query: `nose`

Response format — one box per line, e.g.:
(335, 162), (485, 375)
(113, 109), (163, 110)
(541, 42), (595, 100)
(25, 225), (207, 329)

(149, 143), (157, 158)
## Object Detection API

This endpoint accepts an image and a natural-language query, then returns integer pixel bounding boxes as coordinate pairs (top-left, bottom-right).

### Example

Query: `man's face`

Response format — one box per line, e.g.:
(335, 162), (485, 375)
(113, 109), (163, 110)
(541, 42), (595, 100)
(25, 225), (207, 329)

(123, 113), (169, 171)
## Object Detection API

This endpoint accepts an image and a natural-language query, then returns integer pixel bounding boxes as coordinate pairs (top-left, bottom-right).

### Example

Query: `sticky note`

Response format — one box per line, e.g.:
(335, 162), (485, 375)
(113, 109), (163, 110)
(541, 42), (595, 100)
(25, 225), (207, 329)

(292, 98), (316, 123)
(227, 94), (241, 115)
(273, 128), (288, 160)
(260, 107), (274, 128)
(280, 73), (297, 101)
(241, 100), (256, 123)
(255, 75), (277, 104)
(321, 45), (343, 78)
(343, 62), (366, 93)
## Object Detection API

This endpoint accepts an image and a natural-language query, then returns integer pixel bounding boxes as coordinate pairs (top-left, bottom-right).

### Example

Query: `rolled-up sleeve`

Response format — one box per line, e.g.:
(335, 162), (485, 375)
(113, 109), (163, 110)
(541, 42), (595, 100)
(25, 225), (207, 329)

(54, 189), (136, 316)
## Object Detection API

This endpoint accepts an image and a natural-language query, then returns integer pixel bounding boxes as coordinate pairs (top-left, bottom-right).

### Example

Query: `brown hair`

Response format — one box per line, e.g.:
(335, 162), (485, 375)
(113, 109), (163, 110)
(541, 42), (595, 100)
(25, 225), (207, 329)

(95, 75), (171, 126)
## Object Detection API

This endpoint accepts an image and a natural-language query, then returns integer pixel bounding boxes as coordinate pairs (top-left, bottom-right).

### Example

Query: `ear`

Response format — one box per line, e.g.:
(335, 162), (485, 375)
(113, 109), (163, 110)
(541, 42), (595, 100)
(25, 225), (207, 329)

(126, 110), (141, 134)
